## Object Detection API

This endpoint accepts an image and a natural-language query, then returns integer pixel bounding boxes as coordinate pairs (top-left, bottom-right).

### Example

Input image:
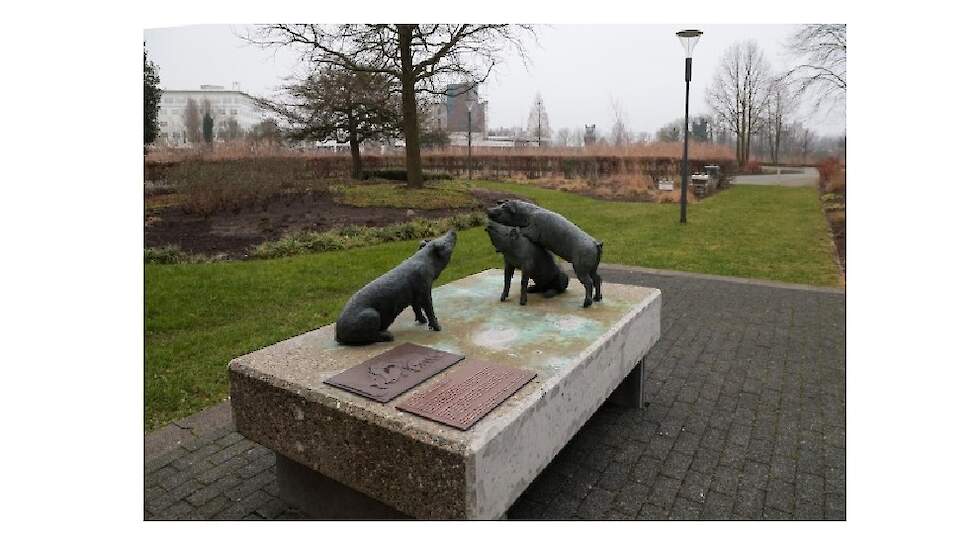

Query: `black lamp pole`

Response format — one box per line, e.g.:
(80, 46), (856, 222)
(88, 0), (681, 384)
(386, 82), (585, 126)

(680, 56), (692, 224)
(467, 107), (473, 180)
(676, 29), (702, 225)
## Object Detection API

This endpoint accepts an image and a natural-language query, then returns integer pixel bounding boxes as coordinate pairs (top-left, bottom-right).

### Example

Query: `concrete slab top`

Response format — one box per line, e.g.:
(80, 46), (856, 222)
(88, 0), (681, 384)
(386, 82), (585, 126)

(230, 269), (660, 453)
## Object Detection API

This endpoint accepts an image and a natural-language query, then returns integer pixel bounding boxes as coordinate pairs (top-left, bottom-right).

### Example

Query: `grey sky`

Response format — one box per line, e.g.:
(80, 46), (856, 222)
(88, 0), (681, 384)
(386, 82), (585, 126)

(143, 24), (845, 137)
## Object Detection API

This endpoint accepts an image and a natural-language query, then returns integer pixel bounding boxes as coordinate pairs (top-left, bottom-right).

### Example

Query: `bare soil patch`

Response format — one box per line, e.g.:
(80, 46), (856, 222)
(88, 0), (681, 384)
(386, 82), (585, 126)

(145, 186), (527, 259)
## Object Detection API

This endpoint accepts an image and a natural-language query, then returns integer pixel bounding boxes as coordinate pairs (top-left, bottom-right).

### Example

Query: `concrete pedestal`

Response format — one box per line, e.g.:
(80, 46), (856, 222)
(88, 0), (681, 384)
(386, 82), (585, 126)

(230, 269), (660, 519)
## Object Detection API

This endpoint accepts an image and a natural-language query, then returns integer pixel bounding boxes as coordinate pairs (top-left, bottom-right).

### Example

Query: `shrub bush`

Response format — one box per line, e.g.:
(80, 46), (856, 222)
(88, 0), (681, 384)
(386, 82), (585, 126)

(743, 160), (763, 174)
(361, 169), (452, 182)
(250, 212), (486, 260)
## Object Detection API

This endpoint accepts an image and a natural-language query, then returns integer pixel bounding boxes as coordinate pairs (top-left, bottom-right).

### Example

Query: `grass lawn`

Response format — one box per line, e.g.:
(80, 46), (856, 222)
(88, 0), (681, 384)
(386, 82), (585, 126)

(145, 181), (839, 430)
(332, 181), (479, 209)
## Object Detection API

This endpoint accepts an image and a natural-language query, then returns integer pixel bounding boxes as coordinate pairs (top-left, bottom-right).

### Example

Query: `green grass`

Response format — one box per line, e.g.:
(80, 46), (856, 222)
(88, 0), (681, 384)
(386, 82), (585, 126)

(145, 181), (839, 431)
(332, 181), (479, 209)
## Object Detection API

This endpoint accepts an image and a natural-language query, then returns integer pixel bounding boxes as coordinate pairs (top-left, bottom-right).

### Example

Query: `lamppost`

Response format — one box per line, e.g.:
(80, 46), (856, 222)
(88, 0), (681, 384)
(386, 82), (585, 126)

(466, 97), (476, 180)
(676, 29), (703, 224)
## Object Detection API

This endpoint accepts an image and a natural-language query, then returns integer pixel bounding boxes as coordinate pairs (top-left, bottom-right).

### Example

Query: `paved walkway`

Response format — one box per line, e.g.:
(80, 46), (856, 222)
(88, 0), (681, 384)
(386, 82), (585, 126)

(144, 266), (845, 520)
(733, 166), (818, 187)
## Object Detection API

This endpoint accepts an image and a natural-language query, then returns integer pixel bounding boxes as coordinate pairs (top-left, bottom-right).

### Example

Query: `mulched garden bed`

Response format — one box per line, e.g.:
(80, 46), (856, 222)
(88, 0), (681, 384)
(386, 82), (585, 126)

(145, 187), (526, 259)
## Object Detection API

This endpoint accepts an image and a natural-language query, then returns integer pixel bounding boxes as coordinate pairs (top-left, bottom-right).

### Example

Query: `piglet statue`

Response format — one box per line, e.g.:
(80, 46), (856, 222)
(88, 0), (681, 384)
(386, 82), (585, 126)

(485, 220), (568, 305)
(335, 230), (457, 345)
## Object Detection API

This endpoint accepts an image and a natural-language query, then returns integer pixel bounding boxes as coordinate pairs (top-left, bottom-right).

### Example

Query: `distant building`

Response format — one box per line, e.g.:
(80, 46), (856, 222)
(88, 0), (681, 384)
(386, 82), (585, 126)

(427, 82), (489, 144)
(156, 83), (264, 145)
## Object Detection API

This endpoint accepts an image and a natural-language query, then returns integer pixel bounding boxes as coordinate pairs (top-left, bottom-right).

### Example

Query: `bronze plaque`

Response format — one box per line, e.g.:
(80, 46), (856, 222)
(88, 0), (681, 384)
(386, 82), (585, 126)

(324, 343), (464, 403)
(396, 360), (536, 431)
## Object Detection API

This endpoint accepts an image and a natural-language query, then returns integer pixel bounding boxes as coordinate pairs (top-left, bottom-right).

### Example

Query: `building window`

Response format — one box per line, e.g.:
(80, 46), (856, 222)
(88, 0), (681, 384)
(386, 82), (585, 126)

(231, 109), (237, 115)
(161, 121), (168, 127)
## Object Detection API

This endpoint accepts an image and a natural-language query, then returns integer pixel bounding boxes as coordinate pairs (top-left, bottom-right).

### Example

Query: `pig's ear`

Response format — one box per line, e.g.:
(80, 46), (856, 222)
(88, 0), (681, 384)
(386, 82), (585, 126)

(418, 239), (430, 250)
(508, 227), (520, 240)
(432, 239), (453, 258)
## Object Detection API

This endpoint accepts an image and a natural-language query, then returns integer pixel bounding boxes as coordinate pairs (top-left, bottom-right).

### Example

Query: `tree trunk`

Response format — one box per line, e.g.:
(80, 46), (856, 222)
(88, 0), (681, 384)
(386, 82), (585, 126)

(397, 25), (424, 189)
(348, 114), (362, 180)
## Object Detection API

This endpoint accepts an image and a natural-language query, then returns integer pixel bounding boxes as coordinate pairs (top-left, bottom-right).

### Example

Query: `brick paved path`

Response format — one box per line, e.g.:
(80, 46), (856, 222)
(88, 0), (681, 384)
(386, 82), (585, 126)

(144, 266), (845, 520)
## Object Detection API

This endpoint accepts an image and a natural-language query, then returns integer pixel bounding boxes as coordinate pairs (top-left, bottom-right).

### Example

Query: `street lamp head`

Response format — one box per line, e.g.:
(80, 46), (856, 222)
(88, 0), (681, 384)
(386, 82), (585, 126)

(466, 98), (477, 113)
(676, 29), (703, 58)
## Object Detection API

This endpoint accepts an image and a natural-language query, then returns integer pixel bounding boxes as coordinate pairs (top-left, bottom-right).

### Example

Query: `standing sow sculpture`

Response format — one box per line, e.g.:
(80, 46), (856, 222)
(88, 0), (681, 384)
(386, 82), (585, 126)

(335, 230), (457, 345)
(485, 220), (568, 305)
(487, 200), (603, 307)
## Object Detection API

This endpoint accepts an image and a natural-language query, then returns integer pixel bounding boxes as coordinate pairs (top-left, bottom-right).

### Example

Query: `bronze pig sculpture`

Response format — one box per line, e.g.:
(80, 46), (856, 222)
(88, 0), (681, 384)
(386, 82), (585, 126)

(335, 230), (457, 345)
(487, 199), (603, 307)
(485, 220), (569, 305)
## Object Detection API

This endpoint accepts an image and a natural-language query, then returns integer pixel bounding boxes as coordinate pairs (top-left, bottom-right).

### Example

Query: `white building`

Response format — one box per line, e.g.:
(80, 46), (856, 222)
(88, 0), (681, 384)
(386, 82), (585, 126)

(156, 84), (264, 145)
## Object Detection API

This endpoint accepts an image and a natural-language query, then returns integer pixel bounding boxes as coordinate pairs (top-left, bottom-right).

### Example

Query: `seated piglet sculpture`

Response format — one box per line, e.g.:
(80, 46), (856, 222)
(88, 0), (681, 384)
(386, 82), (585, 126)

(335, 230), (457, 345)
(485, 220), (569, 305)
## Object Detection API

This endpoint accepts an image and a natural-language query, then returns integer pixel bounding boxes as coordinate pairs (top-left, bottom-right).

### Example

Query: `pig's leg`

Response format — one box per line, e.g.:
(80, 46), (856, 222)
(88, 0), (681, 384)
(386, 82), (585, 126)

(501, 263), (515, 301)
(592, 270), (603, 302)
(520, 272), (530, 305)
(422, 290), (441, 331)
(344, 308), (387, 344)
(411, 302), (427, 324)
(574, 264), (594, 308)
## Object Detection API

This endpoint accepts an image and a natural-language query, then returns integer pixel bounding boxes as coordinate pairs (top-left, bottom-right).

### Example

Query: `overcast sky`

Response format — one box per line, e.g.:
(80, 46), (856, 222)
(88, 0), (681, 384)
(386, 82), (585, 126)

(144, 24), (845, 136)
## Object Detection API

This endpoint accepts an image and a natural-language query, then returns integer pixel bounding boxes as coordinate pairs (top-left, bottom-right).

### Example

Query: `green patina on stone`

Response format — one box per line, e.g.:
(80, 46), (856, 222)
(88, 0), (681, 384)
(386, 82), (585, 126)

(381, 269), (636, 375)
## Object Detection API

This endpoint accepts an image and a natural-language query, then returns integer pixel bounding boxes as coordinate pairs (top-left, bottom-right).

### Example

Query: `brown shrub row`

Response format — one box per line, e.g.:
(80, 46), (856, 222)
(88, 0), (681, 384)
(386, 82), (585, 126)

(146, 153), (736, 185)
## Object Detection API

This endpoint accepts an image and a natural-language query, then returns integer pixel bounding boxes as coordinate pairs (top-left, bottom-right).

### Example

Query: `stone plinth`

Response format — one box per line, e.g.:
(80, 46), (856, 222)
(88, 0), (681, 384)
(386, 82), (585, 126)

(229, 269), (661, 519)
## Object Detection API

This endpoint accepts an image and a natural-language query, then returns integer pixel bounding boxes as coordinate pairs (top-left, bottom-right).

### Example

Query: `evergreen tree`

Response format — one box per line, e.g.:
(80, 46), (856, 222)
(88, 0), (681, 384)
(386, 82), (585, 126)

(143, 44), (163, 147)
(203, 112), (214, 144)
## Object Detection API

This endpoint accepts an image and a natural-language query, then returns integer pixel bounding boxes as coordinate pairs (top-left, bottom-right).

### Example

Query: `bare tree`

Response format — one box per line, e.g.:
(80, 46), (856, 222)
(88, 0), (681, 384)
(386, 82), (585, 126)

(570, 127), (585, 147)
(218, 116), (242, 142)
(785, 24), (846, 114)
(257, 66), (401, 179)
(706, 40), (771, 167)
(182, 97), (202, 144)
(554, 127), (571, 147)
(609, 97), (630, 146)
(761, 77), (798, 164)
(249, 24), (534, 188)
(526, 92), (551, 146)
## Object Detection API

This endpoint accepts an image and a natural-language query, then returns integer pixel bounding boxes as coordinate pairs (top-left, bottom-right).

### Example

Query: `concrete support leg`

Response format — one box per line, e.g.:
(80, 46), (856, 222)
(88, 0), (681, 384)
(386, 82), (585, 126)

(608, 357), (646, 408)
(275, 453), (410, 519)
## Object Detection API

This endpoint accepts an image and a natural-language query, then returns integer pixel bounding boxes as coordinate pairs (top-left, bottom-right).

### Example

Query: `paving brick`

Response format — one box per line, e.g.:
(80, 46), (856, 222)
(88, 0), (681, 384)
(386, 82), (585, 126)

(186, 475), (242, 508)
(670, 497), (703, 520)
(195, 455), (249, 485)
(255, 497), (290, 520)
(209, 439), (255, 466)
(825, 493), (845, 520)
(647, 475), (681, 510)
(636, 503), (670, 520)
(679, 471), (711, 503)
(763, 507), (792, 520)
(690, 448), (721, 474)
(597, 461), (631, 491)
(158, 500), (194, 520)
(629, 455), (662, 486)
(189, 495), (232, 520)
(613, 482), (650, 516)
(660, 451), (693, 480)
(734, 487), (764, 519)
(577, 487), (616, 519)
(765, 479), (794, 513)
(701, 491), (735, 519)
(795, 472), (824, 505)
